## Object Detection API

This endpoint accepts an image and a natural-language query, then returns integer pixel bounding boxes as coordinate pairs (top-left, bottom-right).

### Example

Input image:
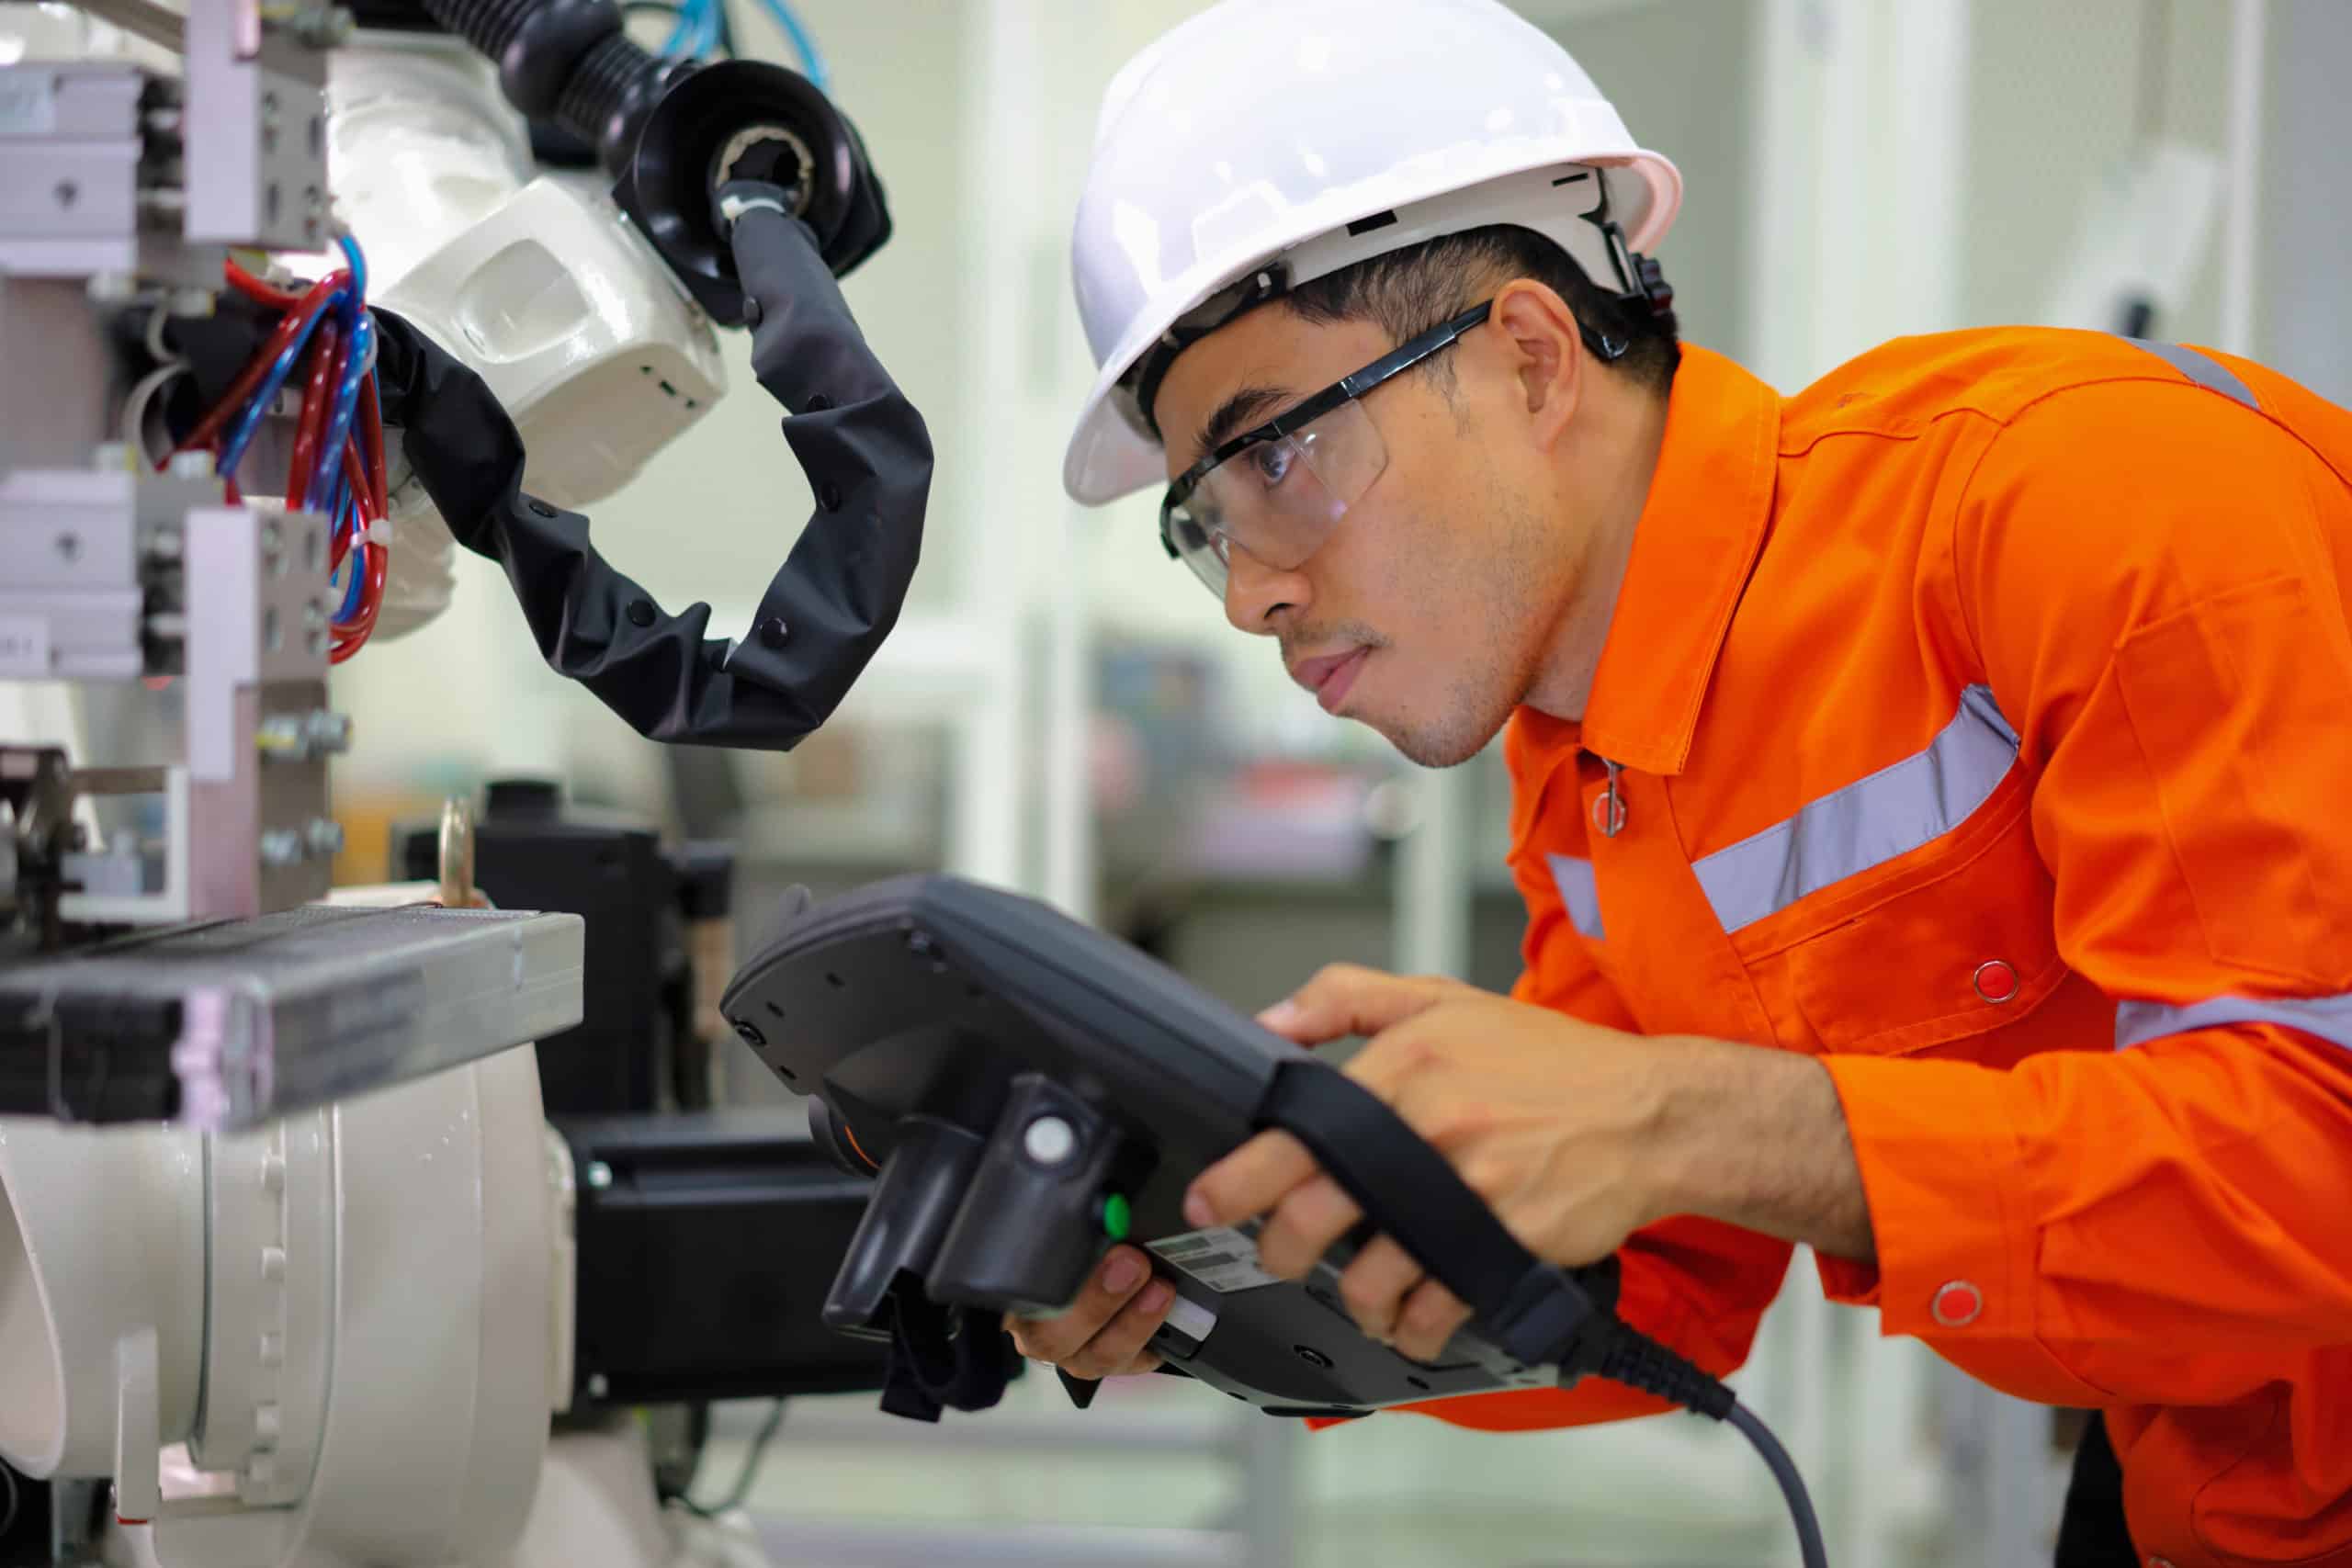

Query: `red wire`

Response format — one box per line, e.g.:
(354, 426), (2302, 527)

(333, 439), (372, 572)
(357, 371), (389, 517)
(285, 314), (341, 505)
(173, 269), (349, 457)
(225, 260), (305, 310)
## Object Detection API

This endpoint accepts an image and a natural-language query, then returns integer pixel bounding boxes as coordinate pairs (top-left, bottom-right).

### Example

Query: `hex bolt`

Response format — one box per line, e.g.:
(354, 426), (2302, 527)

(304, 710), (352, 753)
(255, 715), (310, 760)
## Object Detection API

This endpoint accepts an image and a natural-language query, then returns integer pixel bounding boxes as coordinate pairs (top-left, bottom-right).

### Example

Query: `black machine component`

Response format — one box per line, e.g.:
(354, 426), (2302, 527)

(722, 874), (1830, 1567)
(395, 778), (731, 1116)
(156, 195), (929, 750)
(410, 0), (889, 322)
(364, 192), (927, 750)
(557, 1110), (891, 1407)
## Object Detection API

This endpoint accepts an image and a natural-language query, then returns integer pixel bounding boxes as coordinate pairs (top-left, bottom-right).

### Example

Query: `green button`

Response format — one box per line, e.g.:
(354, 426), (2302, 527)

(1102, 1192), (1131, 1241)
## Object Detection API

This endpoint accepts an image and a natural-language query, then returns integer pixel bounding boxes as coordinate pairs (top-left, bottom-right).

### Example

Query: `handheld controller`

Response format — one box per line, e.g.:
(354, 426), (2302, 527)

(719, 874), (1828, 1564)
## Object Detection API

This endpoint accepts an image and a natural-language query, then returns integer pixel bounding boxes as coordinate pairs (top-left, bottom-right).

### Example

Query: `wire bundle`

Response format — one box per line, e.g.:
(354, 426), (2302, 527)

(169, 234), (390, 663)
(647, 0), (828, 87)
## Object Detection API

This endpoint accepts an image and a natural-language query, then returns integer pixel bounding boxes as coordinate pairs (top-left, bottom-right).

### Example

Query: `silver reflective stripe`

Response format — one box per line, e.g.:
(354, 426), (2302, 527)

(1547, 853), (1603, 941)
(1694, 685), (2020, 933)
(2120, 337), (2260, 412)
(2115, 994), (2352, 1053)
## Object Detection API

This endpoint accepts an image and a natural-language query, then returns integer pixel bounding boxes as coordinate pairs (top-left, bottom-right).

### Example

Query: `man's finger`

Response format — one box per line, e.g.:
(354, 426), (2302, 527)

(1256, 964), (1454, 1046)
(1185, 1129), (1319, 1230)
(1255, 1173), (1363, 1279)
(1065, 1279), (1176, 1380)
(1334, 1234), (1424, 1342)
(1004, 1245), (1155, 1363)
(1393, 1278), (1476, 1364)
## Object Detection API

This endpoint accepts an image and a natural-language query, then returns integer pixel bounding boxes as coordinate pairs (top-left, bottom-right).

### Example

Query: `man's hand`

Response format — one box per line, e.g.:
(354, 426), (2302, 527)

(1185, 964), (1871, 1364)
(1002, 1245), (1176, 1381)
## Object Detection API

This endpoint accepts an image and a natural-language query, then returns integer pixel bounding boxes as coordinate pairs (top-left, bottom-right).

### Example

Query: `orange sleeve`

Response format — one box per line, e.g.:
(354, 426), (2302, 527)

(1387, 829), (1795, 1432)
(1826, 377), (2352, 1387)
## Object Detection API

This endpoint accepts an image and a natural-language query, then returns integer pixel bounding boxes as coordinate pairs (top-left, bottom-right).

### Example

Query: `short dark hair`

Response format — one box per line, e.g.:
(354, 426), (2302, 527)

(1281, 224), (1679, 397)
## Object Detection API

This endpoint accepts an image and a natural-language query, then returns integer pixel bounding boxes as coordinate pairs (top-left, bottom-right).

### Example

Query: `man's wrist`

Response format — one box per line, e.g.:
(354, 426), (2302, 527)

(1647, 1038), (1876, 1262)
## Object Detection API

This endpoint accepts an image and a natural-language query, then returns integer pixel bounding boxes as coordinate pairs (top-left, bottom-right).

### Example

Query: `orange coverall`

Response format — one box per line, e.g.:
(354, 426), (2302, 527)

(1406, 329), (2352, 1566)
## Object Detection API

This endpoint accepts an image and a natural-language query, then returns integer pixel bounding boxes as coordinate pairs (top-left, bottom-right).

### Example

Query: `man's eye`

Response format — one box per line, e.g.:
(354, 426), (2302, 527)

(1248, 441), (1295, 488)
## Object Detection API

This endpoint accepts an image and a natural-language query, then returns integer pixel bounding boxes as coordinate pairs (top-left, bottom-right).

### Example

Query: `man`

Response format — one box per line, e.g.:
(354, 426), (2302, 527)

(1012, 2), (2352, 1562)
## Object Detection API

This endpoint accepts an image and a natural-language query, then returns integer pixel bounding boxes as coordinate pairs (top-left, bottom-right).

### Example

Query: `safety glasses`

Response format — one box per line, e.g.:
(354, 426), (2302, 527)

(1159, 300), (1494, 598)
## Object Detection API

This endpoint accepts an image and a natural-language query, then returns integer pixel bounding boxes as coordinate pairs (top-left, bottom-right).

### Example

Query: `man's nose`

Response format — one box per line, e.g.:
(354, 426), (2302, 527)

(1222, 541), (1307, 636)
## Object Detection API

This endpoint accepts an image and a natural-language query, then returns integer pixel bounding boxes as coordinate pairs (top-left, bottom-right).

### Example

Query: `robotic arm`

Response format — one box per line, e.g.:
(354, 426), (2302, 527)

(366, 197), (930, 746)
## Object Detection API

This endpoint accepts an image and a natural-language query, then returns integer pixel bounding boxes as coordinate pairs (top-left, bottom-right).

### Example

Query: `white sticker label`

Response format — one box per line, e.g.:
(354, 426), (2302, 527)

(1147, 1225), (1283, 1294)
(0, 77), (57, 137)
(0, 616), (51, 677)
(1159, 1292), (1219, 1347)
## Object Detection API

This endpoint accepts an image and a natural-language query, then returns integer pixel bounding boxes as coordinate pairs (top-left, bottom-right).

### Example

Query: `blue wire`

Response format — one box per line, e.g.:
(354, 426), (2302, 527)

(335, 231), (368, 309)
(306, 235), (373, 513)
(661, 0), (704, 54)
(306, 310), (373, 513)
(756, 0), (828, 89)
(217, 288), (345, 481)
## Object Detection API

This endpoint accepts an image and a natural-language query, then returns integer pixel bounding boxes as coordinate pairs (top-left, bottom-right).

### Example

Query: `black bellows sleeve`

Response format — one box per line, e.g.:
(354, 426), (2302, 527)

(368, 208), (929, 748)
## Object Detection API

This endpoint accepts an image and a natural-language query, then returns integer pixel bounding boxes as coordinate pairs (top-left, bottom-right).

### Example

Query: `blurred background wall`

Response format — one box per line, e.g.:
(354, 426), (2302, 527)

(312, 2), (2346, 1563)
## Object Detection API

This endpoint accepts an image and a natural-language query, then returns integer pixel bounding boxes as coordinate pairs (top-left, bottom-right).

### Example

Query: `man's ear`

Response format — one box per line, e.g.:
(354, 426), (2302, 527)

(1489, 278), (1583, 449)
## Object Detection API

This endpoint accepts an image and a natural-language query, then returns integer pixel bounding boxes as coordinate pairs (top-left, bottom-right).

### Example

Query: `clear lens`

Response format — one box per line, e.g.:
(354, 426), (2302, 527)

(1164, 398), (1387, 597)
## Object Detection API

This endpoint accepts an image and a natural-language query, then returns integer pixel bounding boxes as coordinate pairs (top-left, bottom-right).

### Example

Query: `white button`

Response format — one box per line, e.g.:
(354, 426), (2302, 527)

(1023, 1115), (1077, 1166)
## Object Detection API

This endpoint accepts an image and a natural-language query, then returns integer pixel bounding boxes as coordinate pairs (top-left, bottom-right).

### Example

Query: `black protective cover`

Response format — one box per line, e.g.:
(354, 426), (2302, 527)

(720, 874), (1554, 1417)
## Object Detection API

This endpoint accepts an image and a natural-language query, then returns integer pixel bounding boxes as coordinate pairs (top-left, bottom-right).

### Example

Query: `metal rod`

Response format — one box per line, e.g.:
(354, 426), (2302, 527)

(71, 0), (187, 53)
(2219, 0), (2269, 355)
(69, 766), (169, 797)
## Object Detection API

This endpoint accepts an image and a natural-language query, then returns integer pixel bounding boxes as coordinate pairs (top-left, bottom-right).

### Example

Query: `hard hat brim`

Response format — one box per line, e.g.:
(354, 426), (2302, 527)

(1062, 147), (1682, 506)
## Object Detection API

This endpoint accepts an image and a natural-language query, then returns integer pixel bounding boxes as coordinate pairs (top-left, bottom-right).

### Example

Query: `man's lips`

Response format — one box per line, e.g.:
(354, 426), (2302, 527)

(1290, 647), (1372, 713)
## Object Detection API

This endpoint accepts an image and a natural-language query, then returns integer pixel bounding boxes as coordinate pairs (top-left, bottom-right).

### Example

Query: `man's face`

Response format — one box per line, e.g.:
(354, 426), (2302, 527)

(1153, 301), (1586, 768)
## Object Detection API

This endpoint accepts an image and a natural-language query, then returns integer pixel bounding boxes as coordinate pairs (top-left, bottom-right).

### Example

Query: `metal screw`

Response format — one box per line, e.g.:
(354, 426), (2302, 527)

(584, 1161), (613, 1190)
(168, 450), (216, 480)
(258, 829), (304, 867)
(586, 1372), (609, 1400)
(304, 710), (352, 754)
(734, 1020), (765, 1049)
(1023, 1114), (1077, 1167)
(305, 818), (344, 857)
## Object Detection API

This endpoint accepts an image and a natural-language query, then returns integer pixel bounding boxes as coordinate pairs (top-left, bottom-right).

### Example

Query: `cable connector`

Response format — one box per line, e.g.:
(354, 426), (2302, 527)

(1595, 1323), (1736, 1420)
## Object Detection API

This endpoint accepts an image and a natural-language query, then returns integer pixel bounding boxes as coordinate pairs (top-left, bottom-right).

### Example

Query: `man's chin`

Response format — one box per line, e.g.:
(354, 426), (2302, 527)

(1370, 710), (1502, 770)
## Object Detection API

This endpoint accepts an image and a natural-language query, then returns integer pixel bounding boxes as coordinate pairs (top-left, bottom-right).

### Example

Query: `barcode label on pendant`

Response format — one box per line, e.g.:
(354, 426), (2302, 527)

(1147, 1224), (1283, 1294)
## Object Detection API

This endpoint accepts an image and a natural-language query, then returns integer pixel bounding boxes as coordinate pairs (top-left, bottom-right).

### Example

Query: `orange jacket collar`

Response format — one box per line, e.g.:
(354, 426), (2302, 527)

(1574, 344), (1781, 776)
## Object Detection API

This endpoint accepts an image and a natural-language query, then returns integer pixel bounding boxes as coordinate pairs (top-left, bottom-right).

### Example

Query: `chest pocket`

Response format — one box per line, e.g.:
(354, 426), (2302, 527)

(1706, 686), (2069, 1055)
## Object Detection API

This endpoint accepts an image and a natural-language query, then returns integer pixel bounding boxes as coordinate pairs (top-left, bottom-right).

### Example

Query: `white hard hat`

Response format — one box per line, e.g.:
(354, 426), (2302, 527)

(1062, 0), (1682, 505)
